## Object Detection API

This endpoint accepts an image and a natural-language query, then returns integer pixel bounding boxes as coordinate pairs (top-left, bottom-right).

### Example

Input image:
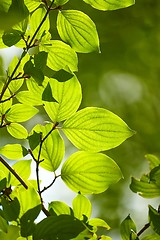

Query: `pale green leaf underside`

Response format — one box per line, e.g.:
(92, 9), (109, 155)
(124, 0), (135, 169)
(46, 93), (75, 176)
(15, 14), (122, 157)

(83, 0), (135, 11)
(5, 104), (38, 122)
(44, 76), (82, 122)
(32, 123), (65, 171)
(72, 194), (92, 220)
(7, 123), (28, 139)
(61, 151), (122, 194)
(57, 10), (100, 53)
(62, 107), (134, 152)
(40, 40), (78, 72)
(0, 144), (26, 160)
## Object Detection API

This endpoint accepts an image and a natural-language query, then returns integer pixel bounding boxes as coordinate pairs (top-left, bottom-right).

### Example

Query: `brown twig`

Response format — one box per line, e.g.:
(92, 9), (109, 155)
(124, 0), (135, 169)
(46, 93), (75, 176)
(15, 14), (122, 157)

(0, 156), (28, 189)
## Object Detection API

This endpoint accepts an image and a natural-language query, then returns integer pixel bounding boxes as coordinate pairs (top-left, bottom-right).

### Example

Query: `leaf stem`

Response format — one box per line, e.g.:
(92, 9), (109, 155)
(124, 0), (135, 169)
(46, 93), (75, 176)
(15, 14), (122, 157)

(137, 223), (150, 236)
(0, 156), (28, 189)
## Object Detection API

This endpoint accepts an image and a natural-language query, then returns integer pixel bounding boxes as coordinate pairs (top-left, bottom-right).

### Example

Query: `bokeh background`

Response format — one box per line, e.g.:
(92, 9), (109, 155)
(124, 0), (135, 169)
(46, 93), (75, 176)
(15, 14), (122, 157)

(1, 0), (160, 239)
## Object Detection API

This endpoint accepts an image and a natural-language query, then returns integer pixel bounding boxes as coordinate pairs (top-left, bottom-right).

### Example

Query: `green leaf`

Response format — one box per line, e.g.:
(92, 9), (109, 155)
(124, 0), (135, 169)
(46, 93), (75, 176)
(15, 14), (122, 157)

(72, 194), (92, 220)
(61, 151), (122, 194)
(28, 131), (41, 150)
(150, 166), (160, 187)
(0, 144), (27, 160)
(5, 103), (38, 122)
(57, 10), (100, 53)
(44, 76), (82, 122)
(120, 215), (138, 240)
(145, 154), (160, 170)
(20, 205), (41, 237)
(16, 90), (43, 106)
(42, 82), (57, 102)
(0, 178), (7, 192)
(34, 51), (48, 72)
(0, 87), (12, 116)
(83, 0), (135, 11)
(29, 7), (50, 40)
(49, 201), (71, 216)
(0, 215), (8, 233)
(55, 0), (70, 5)
(130, 175), (160, 198)
(53, 69), (74, 82)
(0, 225), (20, 240)
(10, 160), (31, 186)
(7, 123), (28, 139)
(32, 123), (65, 171)
(1, 197), (20, 221)
(40, 40), (78, 72)
(0, 0), (29, 30)
(62, 107), (134, 152)
(2, 29), (21, 47)
(33, 215), (85, 240)
(24, 59), (44, 85)
(24, 0), (42, 12)
(142, 234), (160, 240)
(89, 218), (110, 233)
(149, 205), (160, 235)
(11, 185), (41, 217)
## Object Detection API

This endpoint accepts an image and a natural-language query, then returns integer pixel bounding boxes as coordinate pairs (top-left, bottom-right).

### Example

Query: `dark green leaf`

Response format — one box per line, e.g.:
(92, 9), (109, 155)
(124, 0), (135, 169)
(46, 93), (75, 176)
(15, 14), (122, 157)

(142, 234), (160, 240)
(24, 60), (44, 85)
(1, 197), (20, 221)
(2, 29), (21, 47)
(28, 131), (41, 151)
(0, 178), (7, 192)
(42, 82), (58, 102)
(20, 205), (41, 237)
(149, 205), (160, 235)
(34, 51), (48, 72)
(120, 215), (138, 240)
(53, 69), (74, 82)
(150, 166), (160, 187)
(33, 215), (85, 240)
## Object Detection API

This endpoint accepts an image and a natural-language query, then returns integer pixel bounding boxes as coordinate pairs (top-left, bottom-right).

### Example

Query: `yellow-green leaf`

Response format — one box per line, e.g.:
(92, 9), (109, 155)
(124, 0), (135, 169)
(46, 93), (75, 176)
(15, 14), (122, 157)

(0, 144), (27, 160)
(72, 194), (92, 220)
(61, 151), (123, 194)
(57, 10), (100, 53)
(7, 123), (28, 139)
(62, 107), (134, 152)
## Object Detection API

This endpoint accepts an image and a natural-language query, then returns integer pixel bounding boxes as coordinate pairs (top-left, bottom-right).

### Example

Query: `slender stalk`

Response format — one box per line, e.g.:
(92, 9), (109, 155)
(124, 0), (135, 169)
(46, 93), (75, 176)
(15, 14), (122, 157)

(137, 223), (150, 236)
(0, 156), (28, 189)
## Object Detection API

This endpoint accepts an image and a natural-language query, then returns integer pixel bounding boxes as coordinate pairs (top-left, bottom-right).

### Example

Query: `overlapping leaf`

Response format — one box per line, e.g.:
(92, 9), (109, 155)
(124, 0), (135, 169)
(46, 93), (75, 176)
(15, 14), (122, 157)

(83, 0), (135, 11)
(31, 123), (65, 171)
(57, 10), (100, 53)
(61, 151), (122, 194)
(44, 76), (82, 122)
(0, 144), (27, 160)
(62, 107), (134, 152)
(49, 201), (71, 216)
(40, 40), (78, 72)
(5, 104), (38, 122)
(72, 194), (92, 220)
(24, 0), (42, 12)
(120, 215), (138, 240)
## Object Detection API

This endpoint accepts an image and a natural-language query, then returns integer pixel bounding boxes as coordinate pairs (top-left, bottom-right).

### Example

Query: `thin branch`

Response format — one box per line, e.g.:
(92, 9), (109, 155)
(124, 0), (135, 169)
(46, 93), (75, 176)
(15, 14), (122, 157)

(0, 156), (28, 189)
(0, 93), (16, 103)
(137, 223), (150, 237)
(40, 174), (58, 194)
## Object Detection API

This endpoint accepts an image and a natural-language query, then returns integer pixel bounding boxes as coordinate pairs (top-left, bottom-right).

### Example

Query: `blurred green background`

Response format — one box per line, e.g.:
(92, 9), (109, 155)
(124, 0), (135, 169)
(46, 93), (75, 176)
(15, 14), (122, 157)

(1, 0), (160, 239)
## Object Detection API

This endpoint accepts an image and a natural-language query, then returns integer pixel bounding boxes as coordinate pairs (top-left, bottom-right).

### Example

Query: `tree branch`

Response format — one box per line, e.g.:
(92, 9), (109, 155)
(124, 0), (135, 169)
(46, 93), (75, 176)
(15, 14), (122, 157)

(137, 222), (150, 237)
(0, 156), (28, 189)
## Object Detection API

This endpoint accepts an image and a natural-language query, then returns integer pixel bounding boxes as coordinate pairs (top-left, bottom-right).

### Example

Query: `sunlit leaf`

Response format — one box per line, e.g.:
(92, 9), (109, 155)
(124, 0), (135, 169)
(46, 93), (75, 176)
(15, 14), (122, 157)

(10, 160), (32, 186)
(142, 234), (160, 240)
(130, 175), (160, 198)
(5, 103), (38, 122)
(0, 225), (20, 240)
(145, 154), (160, 171)
(0, 215), (8, 233)
(40, 40), (78, 72)
(33, 215), (85, 240)
(62, 107), (134, 152)
(72, 194), (92, 220)
(16, 90), (43, 106)
(120, 215), (138, 240)
(32, 123), (65, 171)
(49, 201), (71, 216)
(149, 205), (160, 235)
(29, 7), (50, 41)
(24, 0), (42, 12)
(7, 123), (28, 139)
(57, 10), (100, 53)
(0, 144), (27, 160)
(61, 151), (122, 194)
(44, 76), (82, 122)
(150, 166), (160, 187)
(55, 0), (70, 5)
(83, 0), (135, 11)
(89, 218), (110, 232)
(0, 83), (12, 115)
(11, 185), (41, 217)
